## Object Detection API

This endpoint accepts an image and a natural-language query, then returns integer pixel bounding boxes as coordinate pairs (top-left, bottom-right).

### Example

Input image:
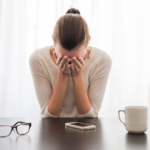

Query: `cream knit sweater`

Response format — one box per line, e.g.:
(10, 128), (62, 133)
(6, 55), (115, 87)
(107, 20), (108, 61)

(29, 45), (112, 118)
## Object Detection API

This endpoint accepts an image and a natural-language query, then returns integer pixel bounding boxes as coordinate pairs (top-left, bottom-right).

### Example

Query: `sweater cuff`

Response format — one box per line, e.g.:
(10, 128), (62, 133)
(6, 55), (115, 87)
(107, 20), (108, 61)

(77, 106), (96, 118)
(43, 106), (58, 118)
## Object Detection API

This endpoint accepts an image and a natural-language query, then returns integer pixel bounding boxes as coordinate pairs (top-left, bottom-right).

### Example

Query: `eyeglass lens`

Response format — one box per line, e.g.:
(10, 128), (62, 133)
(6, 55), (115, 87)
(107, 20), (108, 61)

(0, 124), (30, 137)
(17, 124), (30, 134)
(0, 126), (12, 136)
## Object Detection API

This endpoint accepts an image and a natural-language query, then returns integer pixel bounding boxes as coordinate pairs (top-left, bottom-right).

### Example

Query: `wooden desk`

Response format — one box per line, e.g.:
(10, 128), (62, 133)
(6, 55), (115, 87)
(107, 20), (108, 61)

(0, 118), (149, 150)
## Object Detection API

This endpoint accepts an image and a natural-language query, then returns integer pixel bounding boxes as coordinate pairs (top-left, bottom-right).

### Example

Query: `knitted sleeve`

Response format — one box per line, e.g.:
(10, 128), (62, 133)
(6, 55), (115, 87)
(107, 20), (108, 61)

(29, 50), (58, 118)
(77, 52), (112, 118)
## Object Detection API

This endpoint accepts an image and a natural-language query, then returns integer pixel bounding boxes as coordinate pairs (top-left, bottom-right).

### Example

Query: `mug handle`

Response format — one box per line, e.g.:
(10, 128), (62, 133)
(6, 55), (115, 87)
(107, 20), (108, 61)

(118, 110), (125, 126)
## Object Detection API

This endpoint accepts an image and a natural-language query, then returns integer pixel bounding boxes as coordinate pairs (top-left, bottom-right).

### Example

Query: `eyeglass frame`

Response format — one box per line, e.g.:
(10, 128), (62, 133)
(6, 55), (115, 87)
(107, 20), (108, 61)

(0, 121), (32, 138)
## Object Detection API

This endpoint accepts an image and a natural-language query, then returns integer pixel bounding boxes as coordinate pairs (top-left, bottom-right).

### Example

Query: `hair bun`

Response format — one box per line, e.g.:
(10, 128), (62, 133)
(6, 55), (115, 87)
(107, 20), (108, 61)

(66, 8), (80, 15)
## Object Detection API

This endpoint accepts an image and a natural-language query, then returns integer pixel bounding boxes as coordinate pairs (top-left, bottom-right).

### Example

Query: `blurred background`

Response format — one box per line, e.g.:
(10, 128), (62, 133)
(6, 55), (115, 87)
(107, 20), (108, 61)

(0, 0), (150, 119)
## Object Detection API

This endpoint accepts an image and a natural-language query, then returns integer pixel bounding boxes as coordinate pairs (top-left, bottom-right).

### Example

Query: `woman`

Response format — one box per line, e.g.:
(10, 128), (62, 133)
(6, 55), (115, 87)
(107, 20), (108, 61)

(29, 8), (112, 118)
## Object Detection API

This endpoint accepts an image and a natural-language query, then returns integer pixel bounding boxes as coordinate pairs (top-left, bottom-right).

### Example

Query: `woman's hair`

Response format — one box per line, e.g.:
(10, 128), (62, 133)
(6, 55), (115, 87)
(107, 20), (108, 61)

(52, 7), (90, 52)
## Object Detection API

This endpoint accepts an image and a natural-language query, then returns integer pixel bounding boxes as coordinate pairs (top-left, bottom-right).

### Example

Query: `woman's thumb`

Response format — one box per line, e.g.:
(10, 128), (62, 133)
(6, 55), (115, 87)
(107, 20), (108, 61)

(53, 51), (57, 61)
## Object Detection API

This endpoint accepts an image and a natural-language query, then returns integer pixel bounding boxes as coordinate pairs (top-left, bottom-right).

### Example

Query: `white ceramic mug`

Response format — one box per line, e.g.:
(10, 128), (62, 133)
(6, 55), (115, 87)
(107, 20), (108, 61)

(118, 106), (148, 134)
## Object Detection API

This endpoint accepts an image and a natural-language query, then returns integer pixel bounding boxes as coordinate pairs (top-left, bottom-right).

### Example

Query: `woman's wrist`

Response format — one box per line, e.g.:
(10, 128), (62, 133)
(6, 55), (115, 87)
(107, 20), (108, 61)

(59, 71), (70, 79)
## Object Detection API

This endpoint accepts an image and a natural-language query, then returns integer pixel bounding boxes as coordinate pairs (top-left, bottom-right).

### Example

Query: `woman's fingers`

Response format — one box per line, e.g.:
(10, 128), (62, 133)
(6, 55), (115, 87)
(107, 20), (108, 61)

(72, 57), (82, 68)
(60, 56), (67, 69)
(62, 59), (70, 71)
(66, 64), (71, 72)
(70, 64), (74, 71)
(53, 51), (57, 61)
(77, 56), (84, 66)
(53, 53), (71, 76)
(56, 55), (63, 65)
(71, 60), (79, 72)
(83, 52), (87, 62)
(54, 53), (86, 76)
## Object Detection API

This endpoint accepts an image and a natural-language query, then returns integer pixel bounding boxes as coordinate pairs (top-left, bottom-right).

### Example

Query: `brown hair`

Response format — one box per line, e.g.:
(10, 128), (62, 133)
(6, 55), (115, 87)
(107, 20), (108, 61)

(52, 7), (90, 53)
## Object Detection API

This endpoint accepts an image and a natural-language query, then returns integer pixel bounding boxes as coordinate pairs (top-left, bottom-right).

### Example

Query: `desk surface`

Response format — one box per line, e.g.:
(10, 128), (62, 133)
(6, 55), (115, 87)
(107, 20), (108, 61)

(0, 118), (149, 150)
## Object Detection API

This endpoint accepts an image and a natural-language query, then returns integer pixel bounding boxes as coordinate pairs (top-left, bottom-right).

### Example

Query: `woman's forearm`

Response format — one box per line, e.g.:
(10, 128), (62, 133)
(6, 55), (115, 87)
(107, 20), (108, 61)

(47, 72), (69, 117)
(72, 73), (91, 115)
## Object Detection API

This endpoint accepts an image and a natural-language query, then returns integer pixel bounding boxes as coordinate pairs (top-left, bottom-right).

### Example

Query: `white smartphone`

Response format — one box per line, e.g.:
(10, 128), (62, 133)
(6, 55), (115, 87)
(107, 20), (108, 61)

(65, 122), (96, 130)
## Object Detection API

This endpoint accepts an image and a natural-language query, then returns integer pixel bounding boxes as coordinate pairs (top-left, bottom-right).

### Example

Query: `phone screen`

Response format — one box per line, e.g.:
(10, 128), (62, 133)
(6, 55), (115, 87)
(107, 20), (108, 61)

(71, 123), (92, 127)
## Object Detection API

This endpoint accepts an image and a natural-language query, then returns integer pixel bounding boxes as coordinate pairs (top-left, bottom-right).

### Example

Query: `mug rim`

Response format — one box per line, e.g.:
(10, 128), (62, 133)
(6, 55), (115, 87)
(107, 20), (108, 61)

(125, 106), (147, 109)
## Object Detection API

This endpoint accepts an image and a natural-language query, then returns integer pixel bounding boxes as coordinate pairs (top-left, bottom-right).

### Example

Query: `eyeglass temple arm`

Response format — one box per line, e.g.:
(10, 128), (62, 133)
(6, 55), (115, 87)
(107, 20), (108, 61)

(12, 121), (30, 127)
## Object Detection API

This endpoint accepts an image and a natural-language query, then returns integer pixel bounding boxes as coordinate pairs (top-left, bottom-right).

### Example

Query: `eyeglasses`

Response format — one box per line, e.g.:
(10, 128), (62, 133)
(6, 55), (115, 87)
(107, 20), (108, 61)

(0, 121), (31, 138)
